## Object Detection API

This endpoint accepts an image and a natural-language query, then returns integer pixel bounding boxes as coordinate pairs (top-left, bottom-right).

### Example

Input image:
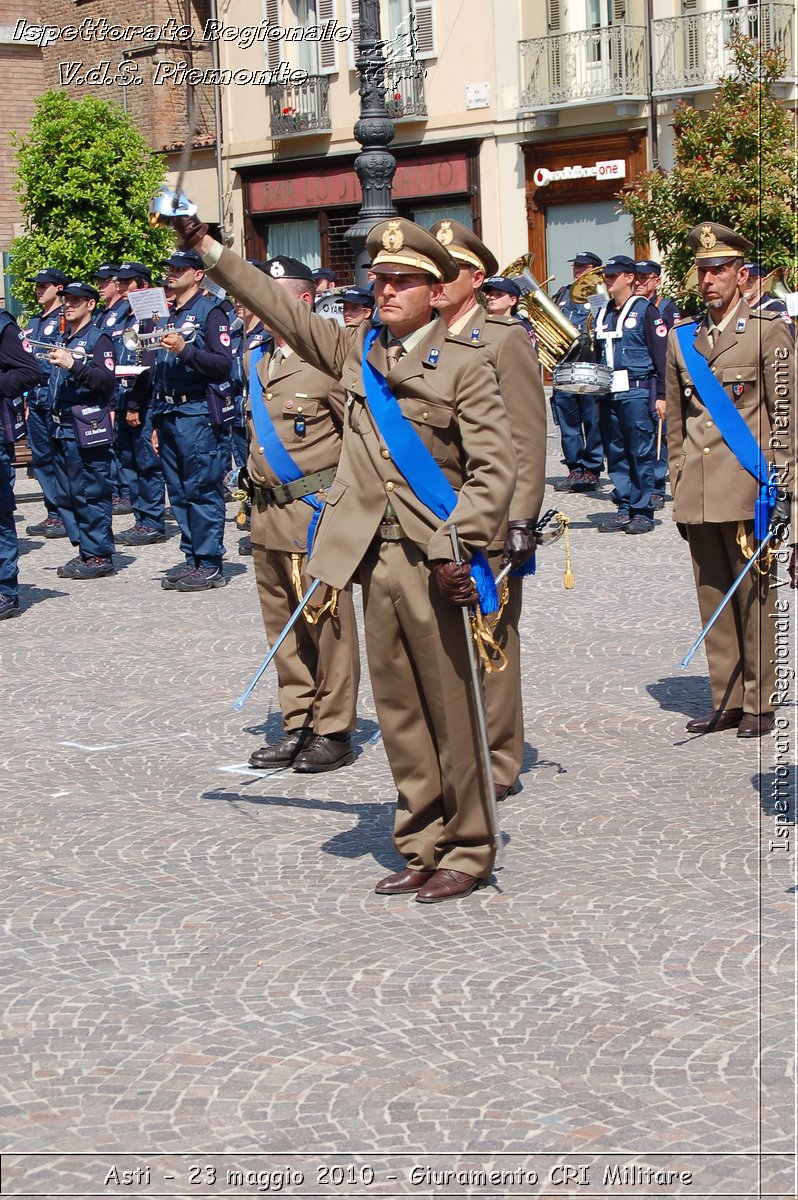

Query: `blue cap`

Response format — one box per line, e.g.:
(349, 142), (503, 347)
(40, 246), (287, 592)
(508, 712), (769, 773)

(161, 249), (205, 271)
(603, 255), (637, 275)
(482, 275), (521, 299)
(569, 251), (602, 267)
(28, 268), (68, 287)
(312, 267), (336, 282)
(341, 287), (374, 306)
(115, 261), (152, 282)
(744, 262), (767, 277)
(634, 259), (662, 276)
(62, 281), (100, 301)
(94, 263), (120, 280)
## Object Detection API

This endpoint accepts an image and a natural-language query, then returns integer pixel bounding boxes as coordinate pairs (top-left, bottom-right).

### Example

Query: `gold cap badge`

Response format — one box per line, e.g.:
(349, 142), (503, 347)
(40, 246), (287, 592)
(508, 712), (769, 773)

(382, 221), (404, 252)
(699, 224), (717, 250)
(435, 221), (453, 247)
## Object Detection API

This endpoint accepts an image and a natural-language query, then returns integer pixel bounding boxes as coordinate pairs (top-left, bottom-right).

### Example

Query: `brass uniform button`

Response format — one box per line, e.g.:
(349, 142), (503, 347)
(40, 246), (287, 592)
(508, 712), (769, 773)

(703, 447), (710, 455)
(381, 449), (390, 459)
(385, 481), (395, 492)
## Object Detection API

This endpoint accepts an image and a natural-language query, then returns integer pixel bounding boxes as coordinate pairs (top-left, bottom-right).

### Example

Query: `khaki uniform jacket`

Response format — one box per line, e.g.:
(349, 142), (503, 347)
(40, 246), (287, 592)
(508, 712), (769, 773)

(209, 249), (517, 589)
(455, 309), (547, 525)
(665, 303), (795, 523)
(246, 346), (345, 553)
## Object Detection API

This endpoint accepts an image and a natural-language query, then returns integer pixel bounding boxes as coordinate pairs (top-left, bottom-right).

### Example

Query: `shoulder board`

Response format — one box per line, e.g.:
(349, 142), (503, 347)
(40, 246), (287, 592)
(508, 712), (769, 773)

(750, 307), (781, 322)
(444, 331), (485, 348)
(674, 316), (697, 328)
(485, 314), (515, 327)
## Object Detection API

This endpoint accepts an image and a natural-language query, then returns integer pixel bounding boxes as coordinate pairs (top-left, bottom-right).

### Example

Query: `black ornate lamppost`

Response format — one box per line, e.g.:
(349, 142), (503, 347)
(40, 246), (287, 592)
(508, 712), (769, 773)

(344, 0), (397, 284)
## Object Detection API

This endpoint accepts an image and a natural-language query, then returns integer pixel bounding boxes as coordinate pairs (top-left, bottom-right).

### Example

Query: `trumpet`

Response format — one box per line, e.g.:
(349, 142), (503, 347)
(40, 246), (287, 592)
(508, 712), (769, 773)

(121, 321), (197, 353)
(27, 338), (87, 363)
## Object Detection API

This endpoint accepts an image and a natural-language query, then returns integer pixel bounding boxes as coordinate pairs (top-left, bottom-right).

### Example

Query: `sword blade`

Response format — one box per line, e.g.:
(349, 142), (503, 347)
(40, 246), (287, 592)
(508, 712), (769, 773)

(233, 577), (323, 711)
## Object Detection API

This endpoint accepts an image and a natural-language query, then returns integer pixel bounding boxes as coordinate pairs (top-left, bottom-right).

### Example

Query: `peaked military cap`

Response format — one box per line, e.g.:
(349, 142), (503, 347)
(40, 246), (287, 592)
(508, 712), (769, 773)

(429, 218), (499, 278)
(28, 268), (68, 286)
(62, 281), (100, 301)
(686, 222), (753, 266)
(367, 218), (459, 283)
(263, 256), (314, 282)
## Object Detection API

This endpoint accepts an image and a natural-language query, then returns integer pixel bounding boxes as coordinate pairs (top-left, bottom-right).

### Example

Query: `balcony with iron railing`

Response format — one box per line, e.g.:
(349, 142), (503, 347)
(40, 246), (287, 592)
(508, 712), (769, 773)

(519, 24), (647, 111)
(652, 2), (796, 94)
(382, 58), (428, 121)
(268, 75), (331, 138)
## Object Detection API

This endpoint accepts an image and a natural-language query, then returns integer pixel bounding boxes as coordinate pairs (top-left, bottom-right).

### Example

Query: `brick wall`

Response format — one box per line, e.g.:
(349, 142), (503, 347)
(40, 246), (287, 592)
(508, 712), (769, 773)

(0, 1), (46, 255)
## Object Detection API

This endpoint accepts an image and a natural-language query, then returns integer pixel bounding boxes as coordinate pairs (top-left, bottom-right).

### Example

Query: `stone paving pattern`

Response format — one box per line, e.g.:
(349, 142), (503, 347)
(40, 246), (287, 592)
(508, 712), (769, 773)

(1, 429), (795, 1197)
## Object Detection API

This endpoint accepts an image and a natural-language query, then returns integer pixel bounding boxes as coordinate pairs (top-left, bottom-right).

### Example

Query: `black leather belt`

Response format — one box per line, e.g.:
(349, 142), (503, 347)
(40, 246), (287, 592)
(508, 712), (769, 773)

(162, 392), (205, 406)
(253, 466), (336, 507)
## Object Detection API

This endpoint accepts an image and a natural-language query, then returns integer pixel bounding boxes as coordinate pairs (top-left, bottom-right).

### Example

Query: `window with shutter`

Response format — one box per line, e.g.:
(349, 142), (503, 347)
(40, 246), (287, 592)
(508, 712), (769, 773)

(413, 0), (436, 58)
(612, 0), (626, 22)
(346, 0), (361, 70)
(317, 0), (338, 72)
(547, 0), (561, 33)
(265, 0), (282, 71)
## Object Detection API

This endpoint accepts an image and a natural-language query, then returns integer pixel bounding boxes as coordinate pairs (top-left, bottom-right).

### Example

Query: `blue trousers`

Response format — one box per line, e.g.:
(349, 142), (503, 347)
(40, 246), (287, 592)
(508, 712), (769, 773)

(598, 387), (656, 519)
(231, 423), (248, 472)
(551, 389), (604, 473)
(0, 438), (18, 600)
(653, 417), (668, 493)
(26, 402), (62, 517)
(51, 433), (115, 559)
(156, 404), (228, 569)
(117, 408), (165, 533)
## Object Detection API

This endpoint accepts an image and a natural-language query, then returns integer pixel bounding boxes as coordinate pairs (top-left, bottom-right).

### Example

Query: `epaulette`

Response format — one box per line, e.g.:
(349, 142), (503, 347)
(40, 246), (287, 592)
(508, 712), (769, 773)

(674, 315), (697, 328)
(749, 307), (781, 322)
(445, 330), (485, 348)
(484, 313), (516, 327)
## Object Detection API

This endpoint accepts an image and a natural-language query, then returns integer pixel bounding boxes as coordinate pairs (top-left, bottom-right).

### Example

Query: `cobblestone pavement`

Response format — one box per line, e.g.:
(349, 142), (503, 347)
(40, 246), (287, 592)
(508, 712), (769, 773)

(2, 429), (795, 1198)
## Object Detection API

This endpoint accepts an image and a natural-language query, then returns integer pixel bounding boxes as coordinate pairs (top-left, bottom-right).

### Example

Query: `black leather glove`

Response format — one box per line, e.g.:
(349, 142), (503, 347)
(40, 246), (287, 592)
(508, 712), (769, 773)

(501, 520), (537, 571)
(769, 494), (791, 541)
(171, 215), (209, 250)
(676, 522), (689, 541)
(432, 560), (478, 607)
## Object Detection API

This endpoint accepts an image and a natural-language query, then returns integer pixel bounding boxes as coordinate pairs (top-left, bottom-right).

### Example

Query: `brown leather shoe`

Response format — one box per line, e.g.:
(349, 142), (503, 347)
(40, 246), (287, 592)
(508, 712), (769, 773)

(416, 868), (484, 904)
(293, 733), (355, 773)
(249, 727), (313, 768)
(495, 784), (512, 803)
(375, 868), (435, 895)
(685, 708), (743, 734)
(737, 713), (775, 739)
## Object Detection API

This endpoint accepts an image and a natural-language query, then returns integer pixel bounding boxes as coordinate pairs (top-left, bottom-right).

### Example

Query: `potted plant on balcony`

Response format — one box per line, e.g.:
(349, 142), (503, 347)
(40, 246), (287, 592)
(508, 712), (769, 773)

(386, 92), (405, 118)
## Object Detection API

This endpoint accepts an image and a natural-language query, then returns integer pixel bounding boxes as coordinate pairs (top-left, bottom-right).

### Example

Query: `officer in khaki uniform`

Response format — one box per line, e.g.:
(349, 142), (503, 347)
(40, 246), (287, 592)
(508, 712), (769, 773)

(666, 222), (796, 738)
(244, 256), (360, 773)
(175, 213), (516, 903)
(430, 218), (546, 801)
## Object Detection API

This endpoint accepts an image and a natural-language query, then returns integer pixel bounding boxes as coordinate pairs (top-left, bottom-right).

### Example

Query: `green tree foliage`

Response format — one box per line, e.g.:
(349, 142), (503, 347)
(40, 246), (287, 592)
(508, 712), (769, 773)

(10, 90), (172, 310)
(621, 34), (797, 307)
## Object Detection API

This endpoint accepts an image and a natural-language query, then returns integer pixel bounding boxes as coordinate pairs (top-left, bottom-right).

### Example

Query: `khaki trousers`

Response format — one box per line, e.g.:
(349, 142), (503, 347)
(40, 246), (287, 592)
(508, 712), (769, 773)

(252, 546), (360, 735)
(360, 538), (496, 879)
(686, 521), (776, 714)
(483, 554), (524, 790)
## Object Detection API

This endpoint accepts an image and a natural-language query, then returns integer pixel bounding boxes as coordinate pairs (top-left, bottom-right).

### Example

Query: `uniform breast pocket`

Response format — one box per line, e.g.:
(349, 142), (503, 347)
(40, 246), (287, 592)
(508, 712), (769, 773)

(281, 396), (320, 441)
(401, 396), (453, 462)
(722, 365), (757, 407)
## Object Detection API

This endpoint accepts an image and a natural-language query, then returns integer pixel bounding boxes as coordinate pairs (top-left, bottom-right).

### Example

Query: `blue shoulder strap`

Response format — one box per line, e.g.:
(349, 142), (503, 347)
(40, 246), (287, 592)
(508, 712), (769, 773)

(675, 321), (776, 539)
(248, 345), (324, 554)
(361, 327), (498, 614)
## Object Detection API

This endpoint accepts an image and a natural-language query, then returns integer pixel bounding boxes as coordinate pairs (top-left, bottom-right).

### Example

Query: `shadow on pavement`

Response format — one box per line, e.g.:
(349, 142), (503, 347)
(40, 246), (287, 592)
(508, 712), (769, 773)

(647, 674), (711, 719)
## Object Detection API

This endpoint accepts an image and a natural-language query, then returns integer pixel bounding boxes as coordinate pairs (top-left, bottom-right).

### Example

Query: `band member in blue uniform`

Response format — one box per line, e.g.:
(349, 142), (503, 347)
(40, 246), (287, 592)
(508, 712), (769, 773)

(0, 311), (45, 617)
(594, 255), (668, 535)
(48, 282), (117, 579)
(93, 262), (132, 514)
(23, 267), (73, 540)
(551, 250), (605, 493)
(152, 249), (234, 592)
(634, 259), (681, 510)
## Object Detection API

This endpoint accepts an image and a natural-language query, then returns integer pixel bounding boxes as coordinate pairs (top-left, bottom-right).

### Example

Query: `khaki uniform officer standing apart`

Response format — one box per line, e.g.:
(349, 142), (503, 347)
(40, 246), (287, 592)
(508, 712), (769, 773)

(244, 256), (360, 774)
(430, 218), (547, 802)
(175, 214), (516, 904)
(666, 222), (796, 739)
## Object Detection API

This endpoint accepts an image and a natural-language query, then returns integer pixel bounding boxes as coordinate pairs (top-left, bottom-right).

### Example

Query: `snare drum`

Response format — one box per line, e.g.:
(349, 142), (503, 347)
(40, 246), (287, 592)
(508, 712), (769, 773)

(552, 361), (613, 394)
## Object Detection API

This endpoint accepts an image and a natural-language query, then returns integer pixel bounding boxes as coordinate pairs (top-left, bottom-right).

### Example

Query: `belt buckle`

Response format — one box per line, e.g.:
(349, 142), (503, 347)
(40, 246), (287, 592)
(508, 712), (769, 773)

(379, 519), (403, 541)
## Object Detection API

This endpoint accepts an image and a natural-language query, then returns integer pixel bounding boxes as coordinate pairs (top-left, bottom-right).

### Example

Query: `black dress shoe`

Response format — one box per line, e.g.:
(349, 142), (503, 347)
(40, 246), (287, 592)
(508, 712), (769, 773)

(249, 727), (313, 768)
(737, 713), (774, 739)
(416, 869), (484, 904)
(375, 868), (435, 895)
(293, 733), (355, 773)
(685, 708), (743, 734)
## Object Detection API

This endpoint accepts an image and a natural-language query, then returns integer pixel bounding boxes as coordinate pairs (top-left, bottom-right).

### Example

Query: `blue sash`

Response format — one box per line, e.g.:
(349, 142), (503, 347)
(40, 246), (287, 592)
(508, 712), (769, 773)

(361, 328), (498, 614)
(675, 322), (777, 539)
(248, 346), (324, 554)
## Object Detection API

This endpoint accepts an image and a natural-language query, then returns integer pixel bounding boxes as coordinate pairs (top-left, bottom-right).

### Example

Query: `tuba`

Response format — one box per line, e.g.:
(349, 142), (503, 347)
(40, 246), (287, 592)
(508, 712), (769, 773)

(500, 253), (581, 372)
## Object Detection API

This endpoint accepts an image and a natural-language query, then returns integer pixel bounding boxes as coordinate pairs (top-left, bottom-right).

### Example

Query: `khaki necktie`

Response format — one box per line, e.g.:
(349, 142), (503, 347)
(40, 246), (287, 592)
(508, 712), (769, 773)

(268, 346), (284, 380)
(385, 337), (403, 372)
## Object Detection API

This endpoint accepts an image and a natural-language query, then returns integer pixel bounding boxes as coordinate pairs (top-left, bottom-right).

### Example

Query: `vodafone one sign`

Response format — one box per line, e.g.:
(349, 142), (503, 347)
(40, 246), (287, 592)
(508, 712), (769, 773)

(533, 159), (626, 187)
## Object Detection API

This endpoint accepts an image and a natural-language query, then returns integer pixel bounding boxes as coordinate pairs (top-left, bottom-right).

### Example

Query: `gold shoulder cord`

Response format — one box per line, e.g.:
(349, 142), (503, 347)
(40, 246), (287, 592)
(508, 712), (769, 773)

(736, 521), (777, 573)
(471, 511), (575, 673)
(291, 553), (339, 623)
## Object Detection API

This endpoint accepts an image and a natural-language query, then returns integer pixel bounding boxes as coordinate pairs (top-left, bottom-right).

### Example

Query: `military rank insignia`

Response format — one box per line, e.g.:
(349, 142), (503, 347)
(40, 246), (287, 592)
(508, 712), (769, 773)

(732, 383), (745, 397)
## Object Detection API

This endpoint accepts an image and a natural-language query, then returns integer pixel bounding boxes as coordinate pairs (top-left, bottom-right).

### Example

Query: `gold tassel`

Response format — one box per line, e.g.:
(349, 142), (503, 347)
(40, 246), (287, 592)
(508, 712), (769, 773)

(470, 609), (509, 674)
(290, 553), (338, 624)
(736, 520), (776, 574)
(556, 512), (575, 589)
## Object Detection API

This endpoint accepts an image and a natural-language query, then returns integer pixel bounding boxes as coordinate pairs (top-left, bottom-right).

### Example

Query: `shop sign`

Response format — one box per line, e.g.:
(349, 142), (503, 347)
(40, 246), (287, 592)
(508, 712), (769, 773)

(532, 159), (626, 187)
